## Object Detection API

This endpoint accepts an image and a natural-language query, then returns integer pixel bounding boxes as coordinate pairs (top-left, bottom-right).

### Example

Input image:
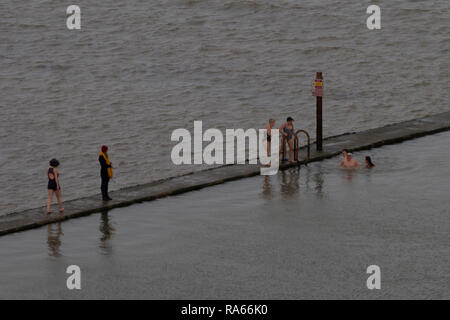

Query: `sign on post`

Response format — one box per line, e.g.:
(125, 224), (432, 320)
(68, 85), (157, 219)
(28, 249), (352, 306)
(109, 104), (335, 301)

(312, 78), (323, 97)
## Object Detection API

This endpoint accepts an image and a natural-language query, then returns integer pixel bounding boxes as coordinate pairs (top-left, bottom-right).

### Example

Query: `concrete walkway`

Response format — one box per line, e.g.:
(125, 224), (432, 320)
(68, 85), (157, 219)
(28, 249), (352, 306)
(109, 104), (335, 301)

(1, 111), (450, 236)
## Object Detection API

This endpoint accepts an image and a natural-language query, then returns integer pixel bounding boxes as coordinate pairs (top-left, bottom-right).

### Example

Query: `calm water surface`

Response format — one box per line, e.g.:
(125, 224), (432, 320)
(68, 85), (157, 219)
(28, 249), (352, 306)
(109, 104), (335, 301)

(0, 132), (449, 299)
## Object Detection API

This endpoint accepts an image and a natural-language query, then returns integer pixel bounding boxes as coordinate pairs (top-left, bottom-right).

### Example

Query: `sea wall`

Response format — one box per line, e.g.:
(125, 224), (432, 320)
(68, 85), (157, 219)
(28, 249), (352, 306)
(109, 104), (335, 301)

(1, 111), (450, 236)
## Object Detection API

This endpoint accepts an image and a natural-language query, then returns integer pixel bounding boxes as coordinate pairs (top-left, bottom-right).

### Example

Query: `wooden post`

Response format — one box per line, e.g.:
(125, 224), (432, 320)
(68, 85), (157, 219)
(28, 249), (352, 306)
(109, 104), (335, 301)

(315, 72), (323, 151)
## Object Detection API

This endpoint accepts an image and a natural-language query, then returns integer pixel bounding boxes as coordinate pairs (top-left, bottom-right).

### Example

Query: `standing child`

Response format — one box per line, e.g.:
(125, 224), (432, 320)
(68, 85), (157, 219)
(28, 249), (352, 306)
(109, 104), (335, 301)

(265, 118), (276, 157)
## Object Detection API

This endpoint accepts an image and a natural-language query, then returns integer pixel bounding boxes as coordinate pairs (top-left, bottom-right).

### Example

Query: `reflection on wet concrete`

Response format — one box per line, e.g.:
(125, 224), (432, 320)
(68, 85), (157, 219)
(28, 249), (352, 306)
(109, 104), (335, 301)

(99, 211), (115, 255)
(47, 223), (63, 257)
(312, 164), (325, 199)
(280, 168), (300, 198)
(261, 169), (301, 200)
(262, 166), (327, 200)
(47, 211), (116, 257)
(262, 176), (273, 199)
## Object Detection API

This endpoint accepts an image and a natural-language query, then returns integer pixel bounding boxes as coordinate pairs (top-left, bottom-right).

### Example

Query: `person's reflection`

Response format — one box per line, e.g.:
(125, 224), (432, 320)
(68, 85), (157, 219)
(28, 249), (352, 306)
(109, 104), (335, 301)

(47, 223), (63, 257)
(99, 210), (115, 255)
(301, 163), (311, 192)
(262, 176), (273, 199)
(344, 168), (356, 183)
(312, 163), (325, 199)
(313, 172), (325, 199)
(261, 165), (328, 200)
(280, 168), (300, 198)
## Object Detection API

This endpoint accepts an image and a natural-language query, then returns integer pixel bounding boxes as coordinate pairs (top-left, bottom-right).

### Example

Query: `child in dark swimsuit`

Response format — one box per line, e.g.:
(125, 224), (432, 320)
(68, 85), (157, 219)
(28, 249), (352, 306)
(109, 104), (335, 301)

(46, 159), (64, 214)
(265, 119), (276, 158)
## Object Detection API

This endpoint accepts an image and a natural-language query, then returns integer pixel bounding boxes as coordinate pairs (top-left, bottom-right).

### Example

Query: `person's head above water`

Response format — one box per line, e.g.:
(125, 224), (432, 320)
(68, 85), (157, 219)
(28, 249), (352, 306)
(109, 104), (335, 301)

(49, 159), (60, 167)
(366, 156), (375, 168)
(346, 152), (353, 160)
(101, 145), (108, 153)
(287, 116), (294, 124)
(342, 149), (349, 157)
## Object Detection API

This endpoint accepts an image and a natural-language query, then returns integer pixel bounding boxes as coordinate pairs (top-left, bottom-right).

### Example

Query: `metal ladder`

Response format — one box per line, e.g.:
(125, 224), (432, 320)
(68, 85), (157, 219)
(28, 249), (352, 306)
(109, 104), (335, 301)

(280, 129), (311, 164)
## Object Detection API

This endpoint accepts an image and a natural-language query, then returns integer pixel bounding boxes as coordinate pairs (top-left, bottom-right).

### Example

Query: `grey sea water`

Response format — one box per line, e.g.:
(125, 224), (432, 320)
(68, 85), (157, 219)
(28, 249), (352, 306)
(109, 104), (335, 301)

(0, 0), (449, 214)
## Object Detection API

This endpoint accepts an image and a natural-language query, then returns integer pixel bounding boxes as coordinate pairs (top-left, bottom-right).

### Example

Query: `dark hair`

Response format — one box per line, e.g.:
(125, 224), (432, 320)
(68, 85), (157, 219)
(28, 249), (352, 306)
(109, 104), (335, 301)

(365, 156), (375, 167)
(287, 117), (294, 122)
(49, 159), (60, 167)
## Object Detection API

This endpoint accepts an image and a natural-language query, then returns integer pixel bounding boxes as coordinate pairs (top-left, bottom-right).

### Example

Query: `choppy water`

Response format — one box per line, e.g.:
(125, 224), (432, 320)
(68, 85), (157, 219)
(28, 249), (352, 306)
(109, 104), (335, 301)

(0, 0), (449, 214)
(0, 132), (449, 299)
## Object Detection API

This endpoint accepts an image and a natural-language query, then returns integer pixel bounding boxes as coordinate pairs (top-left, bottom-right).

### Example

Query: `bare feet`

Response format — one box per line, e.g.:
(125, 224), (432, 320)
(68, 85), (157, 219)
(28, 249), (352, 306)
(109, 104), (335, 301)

(59, 208), (65, 213)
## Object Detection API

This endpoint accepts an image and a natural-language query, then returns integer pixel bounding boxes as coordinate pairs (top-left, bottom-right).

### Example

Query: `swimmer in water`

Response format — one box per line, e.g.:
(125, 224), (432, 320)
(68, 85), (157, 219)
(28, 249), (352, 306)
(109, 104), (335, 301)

(340, 149), (349, 167)
(365, 156), (375, 169)
(340, 152), (361, 169)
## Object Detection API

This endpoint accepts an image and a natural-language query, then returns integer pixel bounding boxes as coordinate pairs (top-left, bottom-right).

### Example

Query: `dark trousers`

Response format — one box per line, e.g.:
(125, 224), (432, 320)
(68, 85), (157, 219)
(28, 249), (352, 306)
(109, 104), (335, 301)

(101, 176), (110, 199)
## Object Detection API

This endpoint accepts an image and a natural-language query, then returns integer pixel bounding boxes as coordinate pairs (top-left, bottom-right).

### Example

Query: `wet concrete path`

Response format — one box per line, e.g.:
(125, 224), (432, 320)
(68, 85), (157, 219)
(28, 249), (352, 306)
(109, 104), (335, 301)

(1, 111), (450, 236)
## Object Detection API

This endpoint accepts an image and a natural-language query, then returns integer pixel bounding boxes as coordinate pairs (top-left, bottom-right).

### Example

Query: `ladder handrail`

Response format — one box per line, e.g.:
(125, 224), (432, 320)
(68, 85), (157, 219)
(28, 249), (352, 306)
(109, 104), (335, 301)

(280, 129), (311, 163)
(294, 129), (311, 162)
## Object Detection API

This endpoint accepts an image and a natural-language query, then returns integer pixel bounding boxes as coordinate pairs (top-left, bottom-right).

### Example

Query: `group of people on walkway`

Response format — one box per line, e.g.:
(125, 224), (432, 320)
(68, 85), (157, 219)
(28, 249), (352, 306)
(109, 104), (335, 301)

(265, 116), (297, 163)
(46, 145), (113, 214)
(264, 117), (376, 169)
(46, 121), (376, 213)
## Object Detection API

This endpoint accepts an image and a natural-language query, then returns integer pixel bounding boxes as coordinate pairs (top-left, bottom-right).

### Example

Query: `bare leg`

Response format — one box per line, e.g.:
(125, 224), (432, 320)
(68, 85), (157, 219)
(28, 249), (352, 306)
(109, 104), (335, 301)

(265, 141), (272, 167)
(56, 190), (64, 213)
(288, 139), (295, 163)
(279, 137), (287, 160)
(47, 190), (54, 214)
